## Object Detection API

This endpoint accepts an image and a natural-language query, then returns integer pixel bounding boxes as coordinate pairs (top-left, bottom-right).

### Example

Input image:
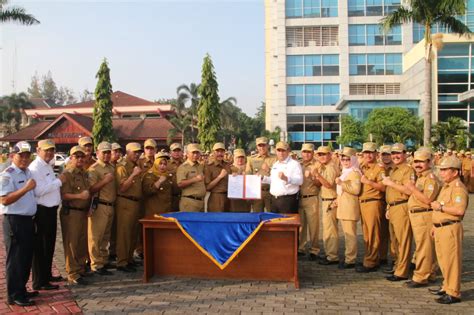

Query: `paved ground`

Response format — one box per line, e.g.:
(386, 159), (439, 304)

(1, 196), (474, 314)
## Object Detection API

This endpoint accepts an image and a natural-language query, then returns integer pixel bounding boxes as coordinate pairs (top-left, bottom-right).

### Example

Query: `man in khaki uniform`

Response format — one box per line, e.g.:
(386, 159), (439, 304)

(403, 150), (440, 288)
(177, 144), (206, 212)
(108, 142), (122, 262)
(111, 143), (124, 167)
(205, 142), (231, 212)
(138, 139), (156, 171)
(115, 142), (143, 272)
(429, 156), (468, 304)
(78, 137), (96, 170)
(298, 143), (321, 260)
(356, 142), (386, 273)
(168, 143), (184, 212)
(382, 143), (415, 281)
(60, 146), (91, 285)
(461, 151), (471, 188)
(87, 142), (117, 276)
(245, 137), (276, 212)
(314, 146), (339, 265)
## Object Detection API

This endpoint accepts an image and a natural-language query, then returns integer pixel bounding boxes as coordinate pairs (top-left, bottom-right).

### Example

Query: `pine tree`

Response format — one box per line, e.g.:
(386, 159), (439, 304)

(27, 72), (42, 98)
(92, 58), (115, 145)
(197, 54), (220, 151)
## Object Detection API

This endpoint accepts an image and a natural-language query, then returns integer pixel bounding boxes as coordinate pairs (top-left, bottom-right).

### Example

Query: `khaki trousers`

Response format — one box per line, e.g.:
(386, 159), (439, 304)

(179, 197), (204, 212)
(389, 203), (412, 278)
(251, 190), (271, 213)
(134, 203), (146, 256)
(88, 204), (114, 270)
(322, 200), (338, 261)
(389, 217), (399, 264)
(379, 207), (390, 261)
(229, 199), (250, 212)
(60, 209), (88, 281)
(116, 197), (141, 267)
(298, 196), (320, 255)
(434, 223), (463, 298)
(109, 210), (117, 257)
(360, 201), (382, 268)
(409, 211), (437, 283)
(207, 193), (229, 212)
(340, 219), (357, 264)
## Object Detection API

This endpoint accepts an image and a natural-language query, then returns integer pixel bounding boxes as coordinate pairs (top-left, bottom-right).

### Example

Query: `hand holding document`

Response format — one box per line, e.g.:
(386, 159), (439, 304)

(228, 175), (261, 199)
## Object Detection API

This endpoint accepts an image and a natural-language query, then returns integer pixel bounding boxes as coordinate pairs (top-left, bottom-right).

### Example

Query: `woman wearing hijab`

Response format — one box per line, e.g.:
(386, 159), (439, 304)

(335, 147), (361, 269)
(142, 152), (174, 215)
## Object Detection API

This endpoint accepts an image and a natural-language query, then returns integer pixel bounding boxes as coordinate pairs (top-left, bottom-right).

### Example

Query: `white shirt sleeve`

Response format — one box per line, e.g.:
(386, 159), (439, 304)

(29, 160), (62, 198)
(287, 161), (303, 186)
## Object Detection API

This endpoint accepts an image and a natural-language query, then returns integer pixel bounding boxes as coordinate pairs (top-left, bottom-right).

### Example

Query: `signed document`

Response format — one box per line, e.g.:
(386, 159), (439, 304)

(228, 175), (261, 200)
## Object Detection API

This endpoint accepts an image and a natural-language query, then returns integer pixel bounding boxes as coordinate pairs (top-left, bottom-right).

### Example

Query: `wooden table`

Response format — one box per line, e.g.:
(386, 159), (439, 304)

(140, 214), (300, 288)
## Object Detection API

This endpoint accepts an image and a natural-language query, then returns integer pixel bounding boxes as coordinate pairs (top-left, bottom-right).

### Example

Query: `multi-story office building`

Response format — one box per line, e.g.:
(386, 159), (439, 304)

(264, 0), (474, 149)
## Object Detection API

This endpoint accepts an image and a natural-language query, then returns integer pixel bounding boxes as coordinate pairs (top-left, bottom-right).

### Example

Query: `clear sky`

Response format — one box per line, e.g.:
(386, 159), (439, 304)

(1, 0), (265, 116)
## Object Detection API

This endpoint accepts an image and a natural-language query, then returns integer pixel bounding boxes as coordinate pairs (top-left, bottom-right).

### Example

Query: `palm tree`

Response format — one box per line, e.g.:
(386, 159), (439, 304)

(382, 0), (472, 146)
(167, 98), (191, 146)
(0, 0), (39, 25)
(0, 92), (34, 134)
(431, 116), (471, 150)
(177, 83), (200, 142)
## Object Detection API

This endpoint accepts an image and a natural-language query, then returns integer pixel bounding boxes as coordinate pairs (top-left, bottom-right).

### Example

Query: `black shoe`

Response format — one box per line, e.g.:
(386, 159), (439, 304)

(405, 280), (428, 288)
(80, 271), (94, 278)
(409, 262), (416, 271)
(127, 263), (138, 270)
(50, 275), (65, 282)
(8, 297), (35, 306)
(94, 267), (113, 276)
(356, 265), (378, 273)
(130, 259), (143, 267)
(69, 277), (89, 286)
(318, 257), (339, 265)
(103, 262), (116, 270)
(25, 291), (39, 298)
(382, 265), (395, 274)
(297, 252), (306, 257)
(435, 294), (461, 304)
(379, 259), (388, 266)
(386, 275), (408, 282)
(108, 254), (117, 262)
(309, 253), (320, 261)
(117, 265), (136, 273)
(33, 283), (59, 290)
(338, 262), (355, 269)
(429, 287), (446, 296)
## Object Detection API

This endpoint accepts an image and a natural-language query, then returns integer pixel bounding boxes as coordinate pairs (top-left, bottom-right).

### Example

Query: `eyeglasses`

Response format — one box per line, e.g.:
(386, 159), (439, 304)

(316, 153), (328, 156)
(341, 158), (351, 162)
(276, 149), (286, 152)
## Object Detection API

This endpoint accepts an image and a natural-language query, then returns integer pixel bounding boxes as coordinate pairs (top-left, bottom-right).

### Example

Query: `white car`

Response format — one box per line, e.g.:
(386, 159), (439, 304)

(54, 153), (67, 173)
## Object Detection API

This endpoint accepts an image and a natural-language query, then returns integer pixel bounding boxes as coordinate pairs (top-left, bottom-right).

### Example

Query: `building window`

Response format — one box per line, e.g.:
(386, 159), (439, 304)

(287, 84), (340, 106)
(349, 24), (401, 46)
(349, 53), (402, 75)
(349, 83), (400, 95)
(287, 54), (339, 77)
(348, 0), (400, 17)
(287, 26), (339, 47)
(286, 0), (338, 18)
(287, 114), (340, 148)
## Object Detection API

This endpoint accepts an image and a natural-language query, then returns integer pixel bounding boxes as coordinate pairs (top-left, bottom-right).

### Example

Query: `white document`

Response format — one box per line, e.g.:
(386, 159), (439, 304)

(227, 175), (261, 200)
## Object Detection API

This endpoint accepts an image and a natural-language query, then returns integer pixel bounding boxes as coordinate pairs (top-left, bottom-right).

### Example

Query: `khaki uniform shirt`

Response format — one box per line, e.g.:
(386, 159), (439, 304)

(176, 159), (206, 198)
(386, 163), (414, 204)
(138, 156), (154, 172)
(205, 160), (232, 193)
(433, 178), (468, 223)
(61, 167), (90, 209)
(230, 164), (246, 175)
(300, 160), (320, 196)
(462, 157), (471, 174)
(142, 172), (173, 213)
(245, 153), (276, 190)
(115, 160), (142, 199)
(407, 169), (440, 210)
(88, 160), (117, 203)
(360, 162), (384, 200)
(84, 156), (97, 170)
(319, 162), (338, 199)
(167, 158), (183, 196)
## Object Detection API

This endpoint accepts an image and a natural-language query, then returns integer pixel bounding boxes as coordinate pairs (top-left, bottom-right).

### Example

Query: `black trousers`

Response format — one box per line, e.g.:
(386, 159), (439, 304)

(32, 205), (58, 288)
(270, 193), (299, 214)
(3, 214), (34, 300)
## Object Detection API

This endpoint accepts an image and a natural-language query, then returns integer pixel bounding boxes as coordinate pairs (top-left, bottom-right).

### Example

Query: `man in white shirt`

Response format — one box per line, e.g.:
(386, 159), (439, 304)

(29, 139), (66, 291)
(262, 141), (303, 213)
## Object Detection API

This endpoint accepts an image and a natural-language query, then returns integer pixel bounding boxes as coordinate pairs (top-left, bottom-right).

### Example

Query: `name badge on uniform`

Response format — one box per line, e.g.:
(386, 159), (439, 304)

(455, 196), (462, 203)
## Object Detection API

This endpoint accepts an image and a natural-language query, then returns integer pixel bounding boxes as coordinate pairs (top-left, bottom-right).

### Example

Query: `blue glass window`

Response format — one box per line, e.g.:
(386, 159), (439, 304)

(323, 84), (340, 105)
(287, 85), (305, 106)
(350, 54), (367, 75)
(304, 0), (321, 17)
(438, 58), (469, 70)
(305, 55), (322, 76)
(385, 53), (402, 75)
(287, 84), (340, 106)
(348, 0), (365, 16)
(287, 56), (304, 77)
(350, 53), (402, 75)
(349, 25), (365, 45)
(286, 0), (303, 18)
(438, 44), (469, 57)
(348, 0), (400, 16)
(321, 0), (338, 17)
(286, 54), (339, 76)
(350, 24), (401, 45)
(286, 0), (338, 18)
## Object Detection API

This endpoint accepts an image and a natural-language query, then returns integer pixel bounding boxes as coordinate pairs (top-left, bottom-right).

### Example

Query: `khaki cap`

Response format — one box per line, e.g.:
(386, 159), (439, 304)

(38, 139), (55, 151)
(341, 147), (356, 157)
(362, 142), (377, 153)
(391, 143), (406, 153)
(144, 139), (157, 148)
(379, 145), (391, 154)
(97, 141), (112, 152)
(70, 145), (85, 156)
(111, 143), (122, 150)
(186, 143), (202, 153)
(233, 149), (245, 157)
(155, 151), (170, 159)
(439, 156), (462, 170)
(13, 141), (32, 153)
(78, 136), (93, 146)
(460, 150), (466, 154)
(316, 146), (331, 154)
(256, 137), (269, 145)
(413, 150), (431, 161)
(301, 143), (314, 152)
(170, 143), (182, 151)
(212, 142), (226, 151)
(126, 142), (142, 152)
(275, 141), (290, 151)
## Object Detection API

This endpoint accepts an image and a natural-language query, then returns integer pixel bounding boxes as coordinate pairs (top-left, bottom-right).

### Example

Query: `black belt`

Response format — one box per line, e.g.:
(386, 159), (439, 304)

(360, 198), (381, 204)
(98, 200), (114, 207)
(388, 200), (408, 207)
(117, 195), (140, 202)
(272, 193), (297, 199)
(183, 195), (204, 201)
(69, 206), (89, 211)
(212, 192), (227, 194)
(434, 220), (460, 228)
(409, 208), (433, 214)
(322, 198), (336, 201)
(262, 188), (270, 192)
(301, 194), (317, 199)
(3, 214), (34, 219)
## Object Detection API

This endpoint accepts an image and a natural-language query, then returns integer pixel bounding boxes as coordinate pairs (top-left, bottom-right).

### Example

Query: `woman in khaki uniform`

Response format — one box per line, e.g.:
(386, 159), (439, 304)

(335, 147), (361, 269)
(229, 149), (250, 212)
(142, 153), (173, 216)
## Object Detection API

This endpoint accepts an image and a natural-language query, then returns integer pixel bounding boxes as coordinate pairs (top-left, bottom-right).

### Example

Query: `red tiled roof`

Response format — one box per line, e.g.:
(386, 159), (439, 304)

(0, 121), (51, 142)
(64, 91), (156, 109)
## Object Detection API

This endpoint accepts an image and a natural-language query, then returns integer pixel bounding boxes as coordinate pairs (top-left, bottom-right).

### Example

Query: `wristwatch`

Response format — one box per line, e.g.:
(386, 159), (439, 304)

(439, 201), (445, 212)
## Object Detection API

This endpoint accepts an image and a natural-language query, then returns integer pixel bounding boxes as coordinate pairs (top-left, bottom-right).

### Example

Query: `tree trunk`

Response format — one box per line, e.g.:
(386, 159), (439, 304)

(423, 56), (432, 146)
